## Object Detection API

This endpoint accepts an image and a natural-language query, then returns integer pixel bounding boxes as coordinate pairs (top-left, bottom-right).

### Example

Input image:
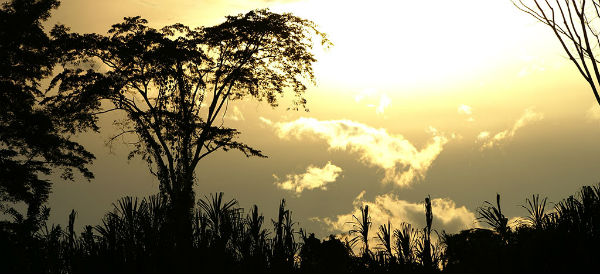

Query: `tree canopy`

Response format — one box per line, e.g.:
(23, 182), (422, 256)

(47, 8), (330, 247)
(0, 0), (94, 233)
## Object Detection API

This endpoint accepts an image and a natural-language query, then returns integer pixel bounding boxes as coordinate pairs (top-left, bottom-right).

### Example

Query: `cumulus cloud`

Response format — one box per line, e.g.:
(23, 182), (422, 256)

(267, 117), (450, 187)
(458, 104), (472, 115)
(376, 94), (391, 115)
(478, 107), (544, 150)
(507, 216), (525, 230)
(274, 161), (342, 195)
(458, 104), (475, 122)
(477, 131), (490, 140)
(354, 89), (392, 115)
(317, 191), (478, 235)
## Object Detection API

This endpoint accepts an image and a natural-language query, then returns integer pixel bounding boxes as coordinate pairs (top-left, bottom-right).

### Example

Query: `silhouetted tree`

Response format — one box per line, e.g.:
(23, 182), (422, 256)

(298, 232), (321, 272)
(299, 233), (352, 273)
(47, 9), (330, 250)
(514, 0), (600, 106)
(0, 0), (94, 238)
(441, 185), (600, 273)
(441, 228), (507, 273)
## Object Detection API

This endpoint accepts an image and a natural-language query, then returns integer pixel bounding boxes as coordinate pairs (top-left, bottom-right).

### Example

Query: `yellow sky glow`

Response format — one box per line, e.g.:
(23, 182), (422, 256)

(44, 0), (600, 236)
(267, 0), (564, 91)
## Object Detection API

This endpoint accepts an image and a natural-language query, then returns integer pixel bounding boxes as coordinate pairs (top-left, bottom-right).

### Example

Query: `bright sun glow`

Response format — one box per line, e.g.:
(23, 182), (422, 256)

(267, 0), (559, 93)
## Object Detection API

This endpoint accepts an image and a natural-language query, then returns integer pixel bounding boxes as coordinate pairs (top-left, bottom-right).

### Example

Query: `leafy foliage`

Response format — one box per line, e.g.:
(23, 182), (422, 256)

(0, 0), (94, 235)
(521, 194), (548, 230)
(348, 205), (372, 257)
(376, 220), (393, 261)
(443, 184), (600, 273)
(394, 222), (417, 265)
(477, 193), (509, 236)
(47, 9), (330, 197)
(4, 184), (600, 272)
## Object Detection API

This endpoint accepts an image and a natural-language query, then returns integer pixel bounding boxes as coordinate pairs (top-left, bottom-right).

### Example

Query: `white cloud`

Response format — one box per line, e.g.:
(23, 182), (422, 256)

(354, 89), (392, 115)
(507, 216), (524, 230)
(274, 161), (342, 195)
(317, 191), (478, 236)
(376, 94), (391, 115)
(458, 104), (472, 115)
(258, 116), (273, 125)
(477, 131), (490, 140)
(355, 88), (376, 103)
(226, 106), (245, 121)
(458, 104), (475, 122)
(268, 117), (450, 187)
(478, 107), (544, 150)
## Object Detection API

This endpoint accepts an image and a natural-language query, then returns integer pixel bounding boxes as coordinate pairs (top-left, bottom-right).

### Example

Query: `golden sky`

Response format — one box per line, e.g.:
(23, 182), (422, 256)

(47, 0), (600, 238)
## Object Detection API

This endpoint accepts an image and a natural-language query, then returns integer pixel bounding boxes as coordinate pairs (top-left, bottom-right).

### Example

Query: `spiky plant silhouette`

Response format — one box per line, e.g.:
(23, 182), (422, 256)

(521, 194), (548, 230)
(348, 205), (372, 258)
(415, 196), (444, 272)
(271, 199), (298, 272)
(394, 222), (417, 265)
(376, 220), (394, 263)
(198, 192), (242, 260)
(241, 205), (269, 271)
(417, 196), (434, 269)
(477, 193), (509, 237)
(4, 185), (600, 273)
(64, 210), (76, 272)
(246, 205), (268, 250)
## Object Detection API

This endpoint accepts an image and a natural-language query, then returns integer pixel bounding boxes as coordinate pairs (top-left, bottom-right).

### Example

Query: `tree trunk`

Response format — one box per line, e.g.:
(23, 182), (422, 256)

(165, 176), (195, 271)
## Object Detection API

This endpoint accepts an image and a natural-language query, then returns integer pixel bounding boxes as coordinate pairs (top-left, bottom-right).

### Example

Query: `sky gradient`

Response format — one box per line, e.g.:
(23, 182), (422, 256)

(45, 0), (600, 239)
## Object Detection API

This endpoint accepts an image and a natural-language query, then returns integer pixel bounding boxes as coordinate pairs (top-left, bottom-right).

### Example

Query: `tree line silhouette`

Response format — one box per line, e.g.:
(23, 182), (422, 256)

(2, 0), (600, 273)
(2, 184), (600, 273)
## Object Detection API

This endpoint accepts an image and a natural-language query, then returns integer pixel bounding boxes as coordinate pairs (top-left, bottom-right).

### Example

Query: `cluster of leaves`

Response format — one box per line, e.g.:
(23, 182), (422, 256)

(442, 184), (600, 273)
(0, 0), (94, 236)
